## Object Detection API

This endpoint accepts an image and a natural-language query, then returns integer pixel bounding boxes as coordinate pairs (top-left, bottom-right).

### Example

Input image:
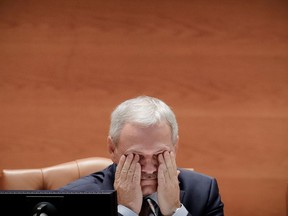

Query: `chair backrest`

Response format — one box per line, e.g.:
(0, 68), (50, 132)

(0, 157), (113, 190)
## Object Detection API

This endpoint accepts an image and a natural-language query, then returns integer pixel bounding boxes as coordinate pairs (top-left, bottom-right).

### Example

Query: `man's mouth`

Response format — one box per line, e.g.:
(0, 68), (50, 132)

(141, 173), (157, 180)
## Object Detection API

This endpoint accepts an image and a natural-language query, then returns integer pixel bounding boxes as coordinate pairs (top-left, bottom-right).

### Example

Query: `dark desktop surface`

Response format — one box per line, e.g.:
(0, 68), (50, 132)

(0, 190), (118, 216)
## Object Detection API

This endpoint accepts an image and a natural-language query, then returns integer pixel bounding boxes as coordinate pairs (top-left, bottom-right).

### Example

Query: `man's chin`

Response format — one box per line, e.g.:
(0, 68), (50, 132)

(141, 180), (157, 195)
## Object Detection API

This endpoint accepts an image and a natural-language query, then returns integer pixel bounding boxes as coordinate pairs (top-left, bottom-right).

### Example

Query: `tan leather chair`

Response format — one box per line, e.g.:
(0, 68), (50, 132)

(0, 157), (113, 190)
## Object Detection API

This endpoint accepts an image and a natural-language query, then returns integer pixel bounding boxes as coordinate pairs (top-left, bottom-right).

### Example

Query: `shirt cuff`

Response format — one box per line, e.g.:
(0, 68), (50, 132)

(118, 204), (138, 216)
(173, 203), (189, 216)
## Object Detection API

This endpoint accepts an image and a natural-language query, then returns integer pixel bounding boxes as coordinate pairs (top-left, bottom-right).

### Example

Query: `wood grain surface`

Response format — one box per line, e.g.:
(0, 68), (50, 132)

(0, 0), (287, 215)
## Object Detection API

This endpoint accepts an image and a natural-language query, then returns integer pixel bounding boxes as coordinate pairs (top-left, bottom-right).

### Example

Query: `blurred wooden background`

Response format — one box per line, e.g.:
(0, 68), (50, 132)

(0, 0), (287, 215)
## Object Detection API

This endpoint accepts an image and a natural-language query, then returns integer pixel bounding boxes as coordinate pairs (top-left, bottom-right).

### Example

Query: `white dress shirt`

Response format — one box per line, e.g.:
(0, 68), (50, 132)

(118, 192), (188, 216)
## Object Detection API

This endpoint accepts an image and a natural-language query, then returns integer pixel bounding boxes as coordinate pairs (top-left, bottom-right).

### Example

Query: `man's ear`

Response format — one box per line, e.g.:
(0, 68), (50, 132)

(107, 136), (117, 163)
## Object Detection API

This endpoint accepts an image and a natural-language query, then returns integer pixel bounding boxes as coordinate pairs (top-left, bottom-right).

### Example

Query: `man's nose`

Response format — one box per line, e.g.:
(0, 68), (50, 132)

(141, 157), (158, 173)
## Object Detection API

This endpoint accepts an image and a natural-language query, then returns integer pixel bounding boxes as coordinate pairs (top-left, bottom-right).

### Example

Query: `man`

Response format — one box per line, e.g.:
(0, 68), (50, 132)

(59, 95), (224, 216)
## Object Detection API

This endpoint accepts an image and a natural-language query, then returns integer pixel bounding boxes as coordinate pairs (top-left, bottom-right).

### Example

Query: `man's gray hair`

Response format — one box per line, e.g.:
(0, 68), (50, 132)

(109, 95), (179, 145)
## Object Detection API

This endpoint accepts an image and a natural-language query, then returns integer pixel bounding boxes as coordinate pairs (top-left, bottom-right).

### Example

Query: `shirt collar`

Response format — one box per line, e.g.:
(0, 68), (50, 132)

(144, 192), (158, 205)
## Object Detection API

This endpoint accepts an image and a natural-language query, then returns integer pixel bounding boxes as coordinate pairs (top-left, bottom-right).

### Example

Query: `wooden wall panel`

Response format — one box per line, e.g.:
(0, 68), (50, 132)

(0, 0), (287, 215)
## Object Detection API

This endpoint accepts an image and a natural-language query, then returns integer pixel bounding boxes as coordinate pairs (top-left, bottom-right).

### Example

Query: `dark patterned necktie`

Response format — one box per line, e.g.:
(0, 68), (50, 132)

(139, 197), (159, 216)
(139, 198), (151, 216)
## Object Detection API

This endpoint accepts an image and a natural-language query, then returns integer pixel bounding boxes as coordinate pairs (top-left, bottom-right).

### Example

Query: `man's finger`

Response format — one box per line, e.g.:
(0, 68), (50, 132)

(115, 154), (126, 182)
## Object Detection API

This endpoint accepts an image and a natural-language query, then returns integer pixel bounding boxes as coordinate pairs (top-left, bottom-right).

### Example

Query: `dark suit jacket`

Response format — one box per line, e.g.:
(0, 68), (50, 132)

(59, 163), (224, 216)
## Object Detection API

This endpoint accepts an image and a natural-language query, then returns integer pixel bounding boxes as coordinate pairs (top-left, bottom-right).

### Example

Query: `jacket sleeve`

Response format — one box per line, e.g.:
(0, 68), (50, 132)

(205, 178), (224, 216)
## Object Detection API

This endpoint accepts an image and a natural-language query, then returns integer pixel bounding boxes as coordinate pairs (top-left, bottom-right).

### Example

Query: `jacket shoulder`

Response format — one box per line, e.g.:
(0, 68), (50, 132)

(58, 164), (116, 191)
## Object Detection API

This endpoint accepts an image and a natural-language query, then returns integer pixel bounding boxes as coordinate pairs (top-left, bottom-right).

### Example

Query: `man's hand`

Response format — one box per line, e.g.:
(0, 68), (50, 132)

(157, 151), (181, 216)
(114, 154), (143, 214)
